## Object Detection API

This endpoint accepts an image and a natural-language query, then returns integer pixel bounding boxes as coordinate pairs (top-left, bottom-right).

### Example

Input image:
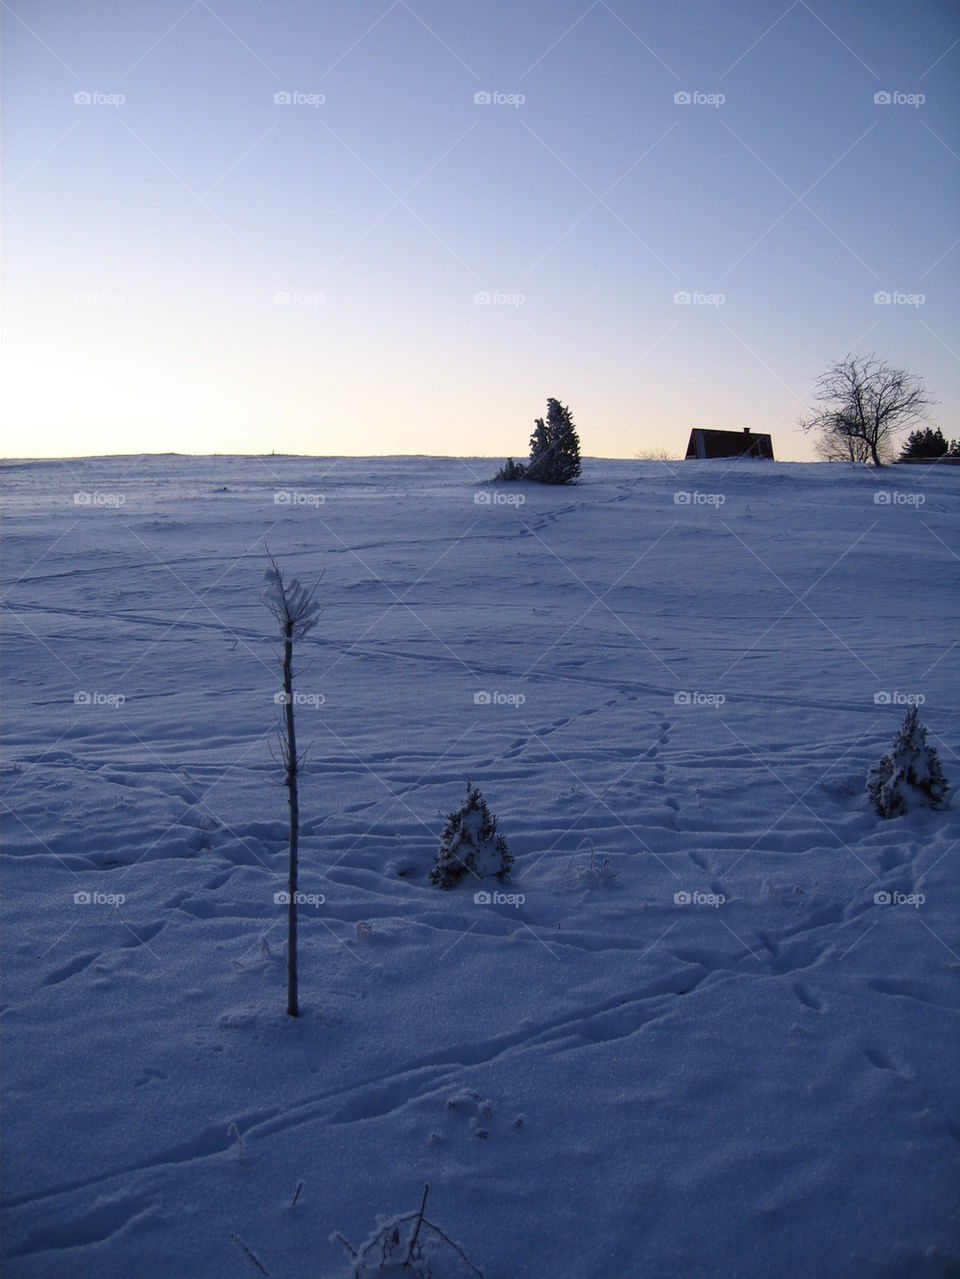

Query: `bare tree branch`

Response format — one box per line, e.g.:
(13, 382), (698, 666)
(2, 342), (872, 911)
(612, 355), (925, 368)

(799, 354), (934, 467)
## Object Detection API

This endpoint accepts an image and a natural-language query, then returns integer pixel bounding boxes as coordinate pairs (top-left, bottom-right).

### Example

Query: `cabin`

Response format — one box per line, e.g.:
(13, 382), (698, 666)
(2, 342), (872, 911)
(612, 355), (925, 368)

(685, 428), (774, 460)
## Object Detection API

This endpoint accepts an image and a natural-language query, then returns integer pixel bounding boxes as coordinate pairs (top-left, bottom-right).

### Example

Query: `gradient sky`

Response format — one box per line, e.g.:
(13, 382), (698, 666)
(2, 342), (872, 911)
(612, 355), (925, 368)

(3, 0), (958, 460)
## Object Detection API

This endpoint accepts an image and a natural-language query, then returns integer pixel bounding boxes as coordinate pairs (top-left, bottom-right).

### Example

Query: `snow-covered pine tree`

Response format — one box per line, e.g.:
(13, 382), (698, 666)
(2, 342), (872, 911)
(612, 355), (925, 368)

(430, 780), (513, 889)
(867, 705), (949, 818)
(527, 398), (581, 484)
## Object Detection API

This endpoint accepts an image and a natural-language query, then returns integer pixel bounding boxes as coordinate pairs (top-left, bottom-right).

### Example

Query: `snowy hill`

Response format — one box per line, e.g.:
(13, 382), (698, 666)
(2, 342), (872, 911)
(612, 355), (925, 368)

(2, 456), (958, 1277)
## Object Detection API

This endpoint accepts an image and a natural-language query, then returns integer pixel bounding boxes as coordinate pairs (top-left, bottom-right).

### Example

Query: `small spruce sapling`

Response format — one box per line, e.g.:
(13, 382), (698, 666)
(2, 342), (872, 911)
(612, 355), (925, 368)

(262, 555), (321, 1017)
(430, 781), (513, 889)
(867, 705), (948, 818)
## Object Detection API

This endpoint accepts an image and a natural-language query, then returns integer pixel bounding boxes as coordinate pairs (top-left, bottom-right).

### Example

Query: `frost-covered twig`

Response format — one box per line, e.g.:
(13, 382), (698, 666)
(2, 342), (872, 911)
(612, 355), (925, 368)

(230, 1233), (272, 1276)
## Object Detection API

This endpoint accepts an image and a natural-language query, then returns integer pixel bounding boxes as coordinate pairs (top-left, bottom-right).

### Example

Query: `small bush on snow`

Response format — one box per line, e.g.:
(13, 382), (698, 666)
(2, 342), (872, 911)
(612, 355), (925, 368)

(333, 1184), (484, 1278)
(429, 781), (513, 889)
(867, 706), (949, 818)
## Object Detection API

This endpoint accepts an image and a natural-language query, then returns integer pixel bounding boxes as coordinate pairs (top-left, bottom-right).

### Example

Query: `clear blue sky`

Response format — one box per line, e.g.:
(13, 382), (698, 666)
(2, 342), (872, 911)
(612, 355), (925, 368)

(3, 0), (958, 459)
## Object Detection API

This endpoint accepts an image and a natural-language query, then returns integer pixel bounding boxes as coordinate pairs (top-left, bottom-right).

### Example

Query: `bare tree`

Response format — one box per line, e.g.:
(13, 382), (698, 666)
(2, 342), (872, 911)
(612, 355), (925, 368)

(262, 555), (320, 1017)
(799, 355), (933, 467)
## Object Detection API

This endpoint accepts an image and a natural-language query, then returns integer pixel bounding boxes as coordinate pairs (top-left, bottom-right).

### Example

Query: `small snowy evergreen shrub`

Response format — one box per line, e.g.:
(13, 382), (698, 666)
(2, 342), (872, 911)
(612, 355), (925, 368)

(527, 397), (581, 485)
(430, 781), (513, 889)
(867, 706), (949, 818)
(493, 457), (525, 482)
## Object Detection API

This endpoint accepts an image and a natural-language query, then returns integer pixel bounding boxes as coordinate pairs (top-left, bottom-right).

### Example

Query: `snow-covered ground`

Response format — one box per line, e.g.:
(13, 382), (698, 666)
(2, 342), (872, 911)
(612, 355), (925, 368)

(2, 455), (958, 1278)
